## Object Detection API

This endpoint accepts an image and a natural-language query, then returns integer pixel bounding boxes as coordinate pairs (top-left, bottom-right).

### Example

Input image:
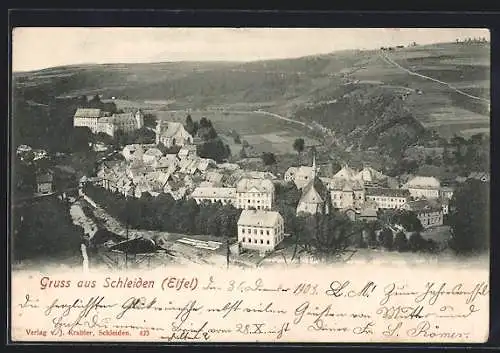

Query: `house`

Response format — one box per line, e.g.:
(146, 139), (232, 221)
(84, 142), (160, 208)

(284, 166), (315, 189)
(190, 187), (236, 205)
(205, 171), (224, 186)
(328, 178), (365, 210)
(358, 201), (379, 221)
(402, 199), (443, 229)
(36, 171), (54, 195)
(333, 164), (358, 180)
(439, 186), (454, 201)
(155, 121), (193, 148)
(178, 145), (198, 160)
(235, 178), (275, 210)
(237, 210), (284, 253)
(365, 187), (410, 210)
(402, 176), (441, 199)
(142, 148), (164, 165)
(122, 144), (144, 161)
(296, 177), (330, 216)
(154, 154), (178, 171)
(355, 166), (387, 185)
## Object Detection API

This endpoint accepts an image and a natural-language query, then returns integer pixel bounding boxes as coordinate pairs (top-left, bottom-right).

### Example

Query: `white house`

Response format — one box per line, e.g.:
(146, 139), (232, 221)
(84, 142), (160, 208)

(365, 187), (410, 210)
(235, 178), (275, 210)
(402, 176), (441, 199)
(237, 210), (284, 253)
(155, 121), (193, 148)
(73, 108), (144, 137)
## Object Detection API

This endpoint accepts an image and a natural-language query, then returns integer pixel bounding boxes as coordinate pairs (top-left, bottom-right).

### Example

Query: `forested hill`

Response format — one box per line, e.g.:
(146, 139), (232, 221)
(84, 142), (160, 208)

(13, 41), (490, 154)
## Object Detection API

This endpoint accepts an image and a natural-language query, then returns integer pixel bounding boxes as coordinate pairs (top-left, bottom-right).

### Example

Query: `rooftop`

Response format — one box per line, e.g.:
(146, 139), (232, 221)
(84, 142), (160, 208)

(366, 187), (410, 198)
(191, 187), (236, 199)
(74, 108), (102, 118)
(238, 209), (282, 228)
(236, 178), (275, 193)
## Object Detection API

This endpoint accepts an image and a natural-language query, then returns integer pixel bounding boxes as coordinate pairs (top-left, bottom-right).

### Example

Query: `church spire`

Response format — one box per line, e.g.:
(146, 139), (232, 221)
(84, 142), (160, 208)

(312, 148), (317, 179)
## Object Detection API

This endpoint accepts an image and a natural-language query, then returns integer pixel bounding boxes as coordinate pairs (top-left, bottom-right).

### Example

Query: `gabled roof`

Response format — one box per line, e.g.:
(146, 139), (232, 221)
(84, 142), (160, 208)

(158, 122), (192, 139)
(74, 108), (102, 118)
(144, 148), (163, 157)
(333, 165), (357, 180)
(238, 210), (282, 227)
(328, 178), (364, 191)
(403, 199), (442, 213)
(356, 167), (386, 182)
(36, 171), (53, 183)
(298, 179), (324, 205)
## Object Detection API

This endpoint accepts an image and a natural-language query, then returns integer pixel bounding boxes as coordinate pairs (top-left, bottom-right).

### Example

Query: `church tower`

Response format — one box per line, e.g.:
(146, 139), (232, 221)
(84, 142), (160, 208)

(311, 148), (317, 179)
(135, 109), (144, 129)
(155, 119), (162, 145)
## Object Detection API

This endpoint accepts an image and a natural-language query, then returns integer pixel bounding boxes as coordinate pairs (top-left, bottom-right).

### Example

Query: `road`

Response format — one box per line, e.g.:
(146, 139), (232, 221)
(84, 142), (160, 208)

(379, 52), (490, 104)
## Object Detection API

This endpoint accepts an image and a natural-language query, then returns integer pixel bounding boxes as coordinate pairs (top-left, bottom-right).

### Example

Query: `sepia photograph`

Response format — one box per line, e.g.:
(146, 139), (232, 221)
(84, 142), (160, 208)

(9, 27), (491, 343)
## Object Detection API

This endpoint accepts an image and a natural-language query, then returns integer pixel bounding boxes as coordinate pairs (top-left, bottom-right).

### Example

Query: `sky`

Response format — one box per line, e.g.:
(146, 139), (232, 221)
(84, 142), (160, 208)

(12, 28), (490, 72)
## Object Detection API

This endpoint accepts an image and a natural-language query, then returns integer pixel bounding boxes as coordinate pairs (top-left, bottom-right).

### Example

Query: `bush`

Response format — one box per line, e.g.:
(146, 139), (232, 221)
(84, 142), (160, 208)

(408, 232), (426, 252)
(394, 231), (408, 252)
(378, 228), (394, 250)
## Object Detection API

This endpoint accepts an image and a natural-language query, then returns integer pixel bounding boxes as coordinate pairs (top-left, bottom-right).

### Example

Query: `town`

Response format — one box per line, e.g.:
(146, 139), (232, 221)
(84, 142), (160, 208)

(13, 91), (489, 270)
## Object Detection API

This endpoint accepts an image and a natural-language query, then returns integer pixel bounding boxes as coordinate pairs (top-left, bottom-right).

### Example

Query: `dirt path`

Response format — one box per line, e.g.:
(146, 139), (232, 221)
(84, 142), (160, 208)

(379, 53), (490, 104)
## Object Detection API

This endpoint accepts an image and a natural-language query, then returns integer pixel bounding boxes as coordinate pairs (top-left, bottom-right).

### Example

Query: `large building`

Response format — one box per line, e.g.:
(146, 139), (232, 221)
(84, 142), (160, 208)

(328, 178), (365, 210)
(190, 187), (236, 205)
(402, 199), (443, 229)
(402, 176), (441, 199)
(365, 187), (410, 210)
(73, 108), (144, 137)
(237, 210), (284, 253)
(235, 178), (275, 210)
(155, 121), (193, 148)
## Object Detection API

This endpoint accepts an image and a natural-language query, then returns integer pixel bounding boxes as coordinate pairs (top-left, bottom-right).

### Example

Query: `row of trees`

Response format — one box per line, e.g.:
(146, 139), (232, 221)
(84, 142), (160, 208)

(83, 184), (241, 239)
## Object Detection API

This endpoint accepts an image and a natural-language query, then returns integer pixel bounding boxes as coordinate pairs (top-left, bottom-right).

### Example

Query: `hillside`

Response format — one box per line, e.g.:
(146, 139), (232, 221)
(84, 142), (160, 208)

(13, 41), (490, 153)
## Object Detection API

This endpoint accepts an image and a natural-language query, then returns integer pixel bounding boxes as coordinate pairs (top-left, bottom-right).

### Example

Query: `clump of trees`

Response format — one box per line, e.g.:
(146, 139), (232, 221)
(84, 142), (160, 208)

(12, 198), (84, 263)
(448, 179), (489, 254)
(293, 138), (305, 163)
(184, 115), (231, 163)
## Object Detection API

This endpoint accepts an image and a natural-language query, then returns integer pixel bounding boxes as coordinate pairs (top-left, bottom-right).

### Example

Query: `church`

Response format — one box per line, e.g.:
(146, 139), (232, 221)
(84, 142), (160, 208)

(295, 152), (330, 216)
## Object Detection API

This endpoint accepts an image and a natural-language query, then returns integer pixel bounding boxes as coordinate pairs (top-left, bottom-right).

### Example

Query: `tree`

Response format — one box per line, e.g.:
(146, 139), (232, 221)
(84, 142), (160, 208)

(261, 152), (277, 166)
(394, 231), (408, 252)
(390, 210), (423, 232)
(448, 179), (489, 254)
(408, 232), (426, 252)
(379, 228), (394, 250)
(185, 114), (196, 135)
(293, 138), (305, 163)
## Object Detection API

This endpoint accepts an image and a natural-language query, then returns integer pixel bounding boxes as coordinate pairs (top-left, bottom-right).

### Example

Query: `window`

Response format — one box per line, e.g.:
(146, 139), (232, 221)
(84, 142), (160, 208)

(254, 229), (257, 235)
(242, 229), (245, 234)
(247, 228), (251, 233)
(266, 230), (270, 235)
(260, 240), (263, 244)
(267, 240), (270, 245)
(242, 238), (245, 242)
(254, 239), (257, 244)
(260, 230), (263, 235)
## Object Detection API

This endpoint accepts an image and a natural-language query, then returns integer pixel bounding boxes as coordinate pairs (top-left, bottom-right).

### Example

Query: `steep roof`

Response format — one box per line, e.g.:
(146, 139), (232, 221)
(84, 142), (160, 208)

(298, 179), (324, 205)
(356, 167), (386, 182)
(238, 210), (282, 227)
(159, 122), (191, 139)
(236, 178), (275, 193)
(366, 187), (410, 198)
(328, 178), (364, 191)
(36, 171), (53, 183)
(74, 108), (102, 118)
(333, 165), (357, 180)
